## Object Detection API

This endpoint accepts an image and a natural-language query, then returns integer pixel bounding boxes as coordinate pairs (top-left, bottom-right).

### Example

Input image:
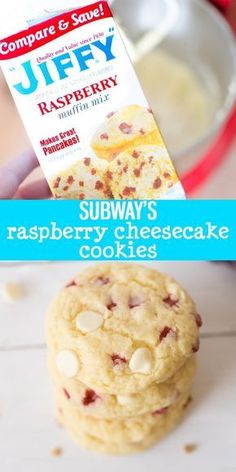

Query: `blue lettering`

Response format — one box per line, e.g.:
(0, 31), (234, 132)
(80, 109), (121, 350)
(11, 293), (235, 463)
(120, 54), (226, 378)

(52, 53), (74, 80)
(12, 34), (116, 95)
(38, 61), (54, 86)
(13, 60), (38, 95)
(93, 35), (115, 61)
(72, 45), (94, 72)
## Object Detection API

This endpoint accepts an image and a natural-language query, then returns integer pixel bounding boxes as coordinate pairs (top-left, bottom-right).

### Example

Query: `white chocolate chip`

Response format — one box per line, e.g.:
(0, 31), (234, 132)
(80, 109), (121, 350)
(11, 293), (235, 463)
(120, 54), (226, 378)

(117, 395), (134, 406)
(76, 311), (103, 333)
(3, 282), (24, 301)
(56, 350), (79, 378)
(130, 307), (146, 323)
(168, 283), (185, 300)
(167, 283), (179, 297)
(129, 347), (153, 374)
(131, 311), (141, 323)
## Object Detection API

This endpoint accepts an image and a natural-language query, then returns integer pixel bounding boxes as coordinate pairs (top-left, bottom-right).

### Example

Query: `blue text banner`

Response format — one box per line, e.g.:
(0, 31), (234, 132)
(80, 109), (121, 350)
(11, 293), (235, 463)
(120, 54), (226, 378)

(0, 200), (235, 261)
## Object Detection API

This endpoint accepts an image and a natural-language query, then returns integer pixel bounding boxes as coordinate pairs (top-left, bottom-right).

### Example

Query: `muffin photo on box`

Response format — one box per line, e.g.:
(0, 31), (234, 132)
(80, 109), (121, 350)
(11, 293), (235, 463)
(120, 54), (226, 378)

(91, 105), (163, 161)
(106, 144), (179, 199)
(49, 157), (111, 200)
(90, 104), (182, 200)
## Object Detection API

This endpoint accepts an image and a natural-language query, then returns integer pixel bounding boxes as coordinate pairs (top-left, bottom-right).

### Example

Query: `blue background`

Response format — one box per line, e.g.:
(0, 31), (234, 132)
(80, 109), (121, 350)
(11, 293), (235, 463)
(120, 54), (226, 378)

(0, 200), (235, 261)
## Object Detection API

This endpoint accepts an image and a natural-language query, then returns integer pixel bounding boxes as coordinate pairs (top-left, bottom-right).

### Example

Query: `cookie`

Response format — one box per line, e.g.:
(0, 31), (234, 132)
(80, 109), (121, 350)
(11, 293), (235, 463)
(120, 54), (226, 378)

(57, 390), (191, 455)
(46, 263), (201, 394)
(106, 144), (179, 199)
(49, 355), (196, 419)
(91, 105), (163, 161)
(49, 157), (110, 199)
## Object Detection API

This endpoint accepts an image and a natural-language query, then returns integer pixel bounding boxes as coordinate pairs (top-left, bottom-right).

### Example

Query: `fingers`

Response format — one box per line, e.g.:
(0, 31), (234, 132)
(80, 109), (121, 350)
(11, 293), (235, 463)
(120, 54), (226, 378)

(14, 179), (52, 200)
(0, 151), (39, 199)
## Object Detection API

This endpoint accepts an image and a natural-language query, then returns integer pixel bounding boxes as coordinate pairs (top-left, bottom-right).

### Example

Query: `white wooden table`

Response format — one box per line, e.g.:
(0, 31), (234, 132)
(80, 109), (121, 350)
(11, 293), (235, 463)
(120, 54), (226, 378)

(0, 261), (236, 472)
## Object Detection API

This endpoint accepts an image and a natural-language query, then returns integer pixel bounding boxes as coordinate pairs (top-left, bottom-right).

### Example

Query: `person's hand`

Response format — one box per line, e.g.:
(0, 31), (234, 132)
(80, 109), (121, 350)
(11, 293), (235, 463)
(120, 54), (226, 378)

(0, 151), (52, 199)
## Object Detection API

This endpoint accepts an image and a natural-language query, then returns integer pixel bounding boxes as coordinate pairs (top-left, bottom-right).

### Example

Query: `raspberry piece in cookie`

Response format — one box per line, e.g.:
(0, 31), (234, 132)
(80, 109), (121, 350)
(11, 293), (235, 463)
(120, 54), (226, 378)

(159, 327), (176, 342)
(63, 388), (71, 400)
(66, 280), (77, 288)
(94, 276), (110, 286)
(195, 313), (203, 328)
(82, 389), (100, 406)
(163, 295), (179, 308)
(152, 406), (169, 415)
(128, 295), (143, 309)
(111, 354), (127, 367)
(107, 299), (117, 311)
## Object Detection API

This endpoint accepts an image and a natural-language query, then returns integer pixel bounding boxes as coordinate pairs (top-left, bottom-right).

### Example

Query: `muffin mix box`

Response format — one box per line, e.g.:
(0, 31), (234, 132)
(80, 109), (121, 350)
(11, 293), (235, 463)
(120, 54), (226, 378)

(0, 1), (185, 200)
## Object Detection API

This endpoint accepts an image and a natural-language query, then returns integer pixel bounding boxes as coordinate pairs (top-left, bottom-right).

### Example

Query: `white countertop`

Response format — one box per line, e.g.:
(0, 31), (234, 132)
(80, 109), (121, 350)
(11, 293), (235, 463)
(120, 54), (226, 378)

(0, 261), (236, 472)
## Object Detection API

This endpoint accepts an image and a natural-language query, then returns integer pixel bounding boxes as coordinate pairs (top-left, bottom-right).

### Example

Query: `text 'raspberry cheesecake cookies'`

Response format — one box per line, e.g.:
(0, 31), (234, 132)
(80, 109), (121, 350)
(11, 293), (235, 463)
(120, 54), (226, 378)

(46, 263), (202, 454)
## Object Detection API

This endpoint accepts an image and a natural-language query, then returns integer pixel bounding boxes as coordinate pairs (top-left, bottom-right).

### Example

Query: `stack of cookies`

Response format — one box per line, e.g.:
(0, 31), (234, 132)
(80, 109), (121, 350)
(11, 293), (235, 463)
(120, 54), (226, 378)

(46, 263), (202, 455)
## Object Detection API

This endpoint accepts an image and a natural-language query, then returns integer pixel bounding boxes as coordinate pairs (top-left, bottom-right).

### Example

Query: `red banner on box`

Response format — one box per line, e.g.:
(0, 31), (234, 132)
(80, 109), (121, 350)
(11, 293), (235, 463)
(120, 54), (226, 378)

(0, 1), (111, 60)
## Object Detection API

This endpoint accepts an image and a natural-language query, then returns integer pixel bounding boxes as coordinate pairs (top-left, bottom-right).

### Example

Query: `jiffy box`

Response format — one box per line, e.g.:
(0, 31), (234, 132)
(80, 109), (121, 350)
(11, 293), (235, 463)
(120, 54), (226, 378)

(0, 1), (185, 200)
